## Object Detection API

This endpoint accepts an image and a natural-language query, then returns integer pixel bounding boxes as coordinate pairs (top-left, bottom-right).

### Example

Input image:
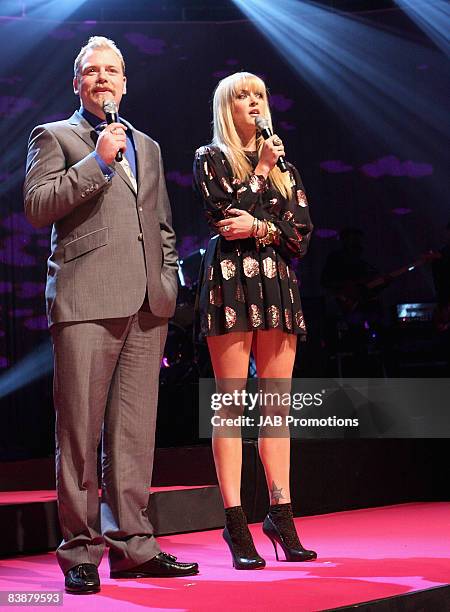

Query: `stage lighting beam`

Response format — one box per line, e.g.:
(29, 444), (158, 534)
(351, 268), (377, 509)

(395, 0), (450, 57)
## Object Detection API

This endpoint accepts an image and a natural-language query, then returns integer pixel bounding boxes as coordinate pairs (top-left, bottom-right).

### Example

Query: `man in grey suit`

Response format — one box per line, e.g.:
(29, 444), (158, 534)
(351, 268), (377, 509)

(24, 36), (198, 594)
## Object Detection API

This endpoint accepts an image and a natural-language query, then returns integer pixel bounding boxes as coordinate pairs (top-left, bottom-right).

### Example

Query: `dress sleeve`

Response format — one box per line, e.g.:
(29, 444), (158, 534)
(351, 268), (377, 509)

(193, 146), (267, 232)
(262, 164), (313, 262)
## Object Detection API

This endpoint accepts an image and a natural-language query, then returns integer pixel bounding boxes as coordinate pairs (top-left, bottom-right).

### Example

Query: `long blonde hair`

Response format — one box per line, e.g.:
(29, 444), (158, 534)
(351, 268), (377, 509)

(212, 72), (292, 199)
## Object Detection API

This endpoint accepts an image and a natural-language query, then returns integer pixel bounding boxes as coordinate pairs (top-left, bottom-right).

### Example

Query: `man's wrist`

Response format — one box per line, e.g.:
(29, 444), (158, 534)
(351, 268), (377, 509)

(92, 151), (115, 181)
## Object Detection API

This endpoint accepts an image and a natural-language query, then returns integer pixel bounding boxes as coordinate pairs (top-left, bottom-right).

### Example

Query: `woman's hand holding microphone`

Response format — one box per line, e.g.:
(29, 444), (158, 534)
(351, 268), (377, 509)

(255, 134), (285, 177)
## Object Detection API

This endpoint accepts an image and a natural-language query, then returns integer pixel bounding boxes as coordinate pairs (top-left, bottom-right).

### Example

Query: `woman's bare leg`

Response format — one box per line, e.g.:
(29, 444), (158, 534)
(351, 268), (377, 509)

(253, 329), (297, 505)
(207, 331), (253, 508)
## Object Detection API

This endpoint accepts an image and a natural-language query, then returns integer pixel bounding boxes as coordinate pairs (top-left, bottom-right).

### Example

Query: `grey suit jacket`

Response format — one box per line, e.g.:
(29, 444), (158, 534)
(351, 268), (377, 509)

(24, 111), (178, 325)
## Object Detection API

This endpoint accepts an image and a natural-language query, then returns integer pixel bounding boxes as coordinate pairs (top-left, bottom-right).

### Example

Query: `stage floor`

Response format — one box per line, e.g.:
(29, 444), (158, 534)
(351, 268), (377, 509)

(1, 502), (449, 611)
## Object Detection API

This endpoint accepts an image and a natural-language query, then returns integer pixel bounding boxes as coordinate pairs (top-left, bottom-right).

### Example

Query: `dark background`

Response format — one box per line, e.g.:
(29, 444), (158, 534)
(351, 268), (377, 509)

(0, 2), (448, 459)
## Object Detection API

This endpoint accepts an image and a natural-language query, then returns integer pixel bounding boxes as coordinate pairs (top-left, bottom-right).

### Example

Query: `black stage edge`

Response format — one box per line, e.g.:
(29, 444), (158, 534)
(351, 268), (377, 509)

(325, 584), (450, 612)
(148, 485), (223, 536)
(0, 485), (223, 558)
(1, 439), (448, 556)
(247, 438), (450, 523)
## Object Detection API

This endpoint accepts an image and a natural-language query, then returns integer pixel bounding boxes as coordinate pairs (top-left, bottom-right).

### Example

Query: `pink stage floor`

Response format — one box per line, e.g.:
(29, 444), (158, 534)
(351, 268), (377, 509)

(1, 502), (449, 611)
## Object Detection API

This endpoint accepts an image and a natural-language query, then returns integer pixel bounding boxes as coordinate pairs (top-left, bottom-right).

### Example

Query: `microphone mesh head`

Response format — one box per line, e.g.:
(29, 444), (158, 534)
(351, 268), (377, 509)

(255, 116), (269, 130)
(103, 99), (118, 114)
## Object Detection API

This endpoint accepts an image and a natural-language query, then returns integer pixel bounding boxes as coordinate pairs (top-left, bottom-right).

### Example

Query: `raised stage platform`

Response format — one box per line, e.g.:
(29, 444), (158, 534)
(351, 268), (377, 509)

(1, 441), (449, 610)
(1, 503), (449, 611)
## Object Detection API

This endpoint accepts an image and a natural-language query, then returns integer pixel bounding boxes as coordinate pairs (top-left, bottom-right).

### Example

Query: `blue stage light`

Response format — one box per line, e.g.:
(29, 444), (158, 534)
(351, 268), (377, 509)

(230, 0), (448, 162)
(0, 340), (53, 399)
(395, 0), (450, 57)
(0, 0), (89, 197)
(0, 0), (88, 60)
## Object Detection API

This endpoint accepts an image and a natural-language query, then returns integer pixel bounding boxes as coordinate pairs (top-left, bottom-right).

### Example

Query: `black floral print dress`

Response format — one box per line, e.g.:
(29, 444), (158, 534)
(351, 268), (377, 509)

(193, 145), (313, 339)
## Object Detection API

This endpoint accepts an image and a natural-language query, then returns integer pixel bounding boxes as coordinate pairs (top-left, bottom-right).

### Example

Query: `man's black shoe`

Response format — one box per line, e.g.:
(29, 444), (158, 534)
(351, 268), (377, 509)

(65, 563), (100, 594)
(110, 552), (199, 578)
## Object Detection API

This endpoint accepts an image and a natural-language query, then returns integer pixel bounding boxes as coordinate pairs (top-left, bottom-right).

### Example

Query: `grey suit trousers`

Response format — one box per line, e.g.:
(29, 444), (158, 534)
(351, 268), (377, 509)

(51, 309), (167, 573)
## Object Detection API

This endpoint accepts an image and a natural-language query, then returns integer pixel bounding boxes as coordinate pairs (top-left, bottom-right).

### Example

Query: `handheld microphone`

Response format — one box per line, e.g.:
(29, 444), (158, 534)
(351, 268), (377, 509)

(255, 116), (288, 173)
(103, 99), (123, 162)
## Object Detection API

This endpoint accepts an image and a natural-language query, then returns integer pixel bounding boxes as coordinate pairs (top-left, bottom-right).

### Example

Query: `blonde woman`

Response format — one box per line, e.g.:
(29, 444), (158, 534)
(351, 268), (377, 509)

(193, 72), (316, 569)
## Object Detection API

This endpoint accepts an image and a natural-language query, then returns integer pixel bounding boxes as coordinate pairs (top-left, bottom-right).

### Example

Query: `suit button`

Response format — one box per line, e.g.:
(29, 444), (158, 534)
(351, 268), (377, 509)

(138, 233), (143, 241)
(138, 207), (143, 212)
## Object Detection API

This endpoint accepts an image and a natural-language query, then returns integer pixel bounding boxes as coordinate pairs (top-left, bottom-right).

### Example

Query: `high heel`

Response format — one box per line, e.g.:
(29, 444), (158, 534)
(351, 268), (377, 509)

(223, 506), (266, 570)
(263, 503), (317, 562)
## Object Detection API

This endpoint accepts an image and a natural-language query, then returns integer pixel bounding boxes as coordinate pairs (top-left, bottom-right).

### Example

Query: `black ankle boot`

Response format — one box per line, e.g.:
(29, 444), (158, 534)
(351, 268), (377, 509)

(263, 503), (317, 562)
(223, 506), (266, 570)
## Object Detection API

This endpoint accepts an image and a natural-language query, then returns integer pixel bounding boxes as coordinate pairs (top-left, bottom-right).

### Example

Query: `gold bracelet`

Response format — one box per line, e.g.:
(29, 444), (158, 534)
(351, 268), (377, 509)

(256, 220), (280, 247)
(251, 216), (258, 237)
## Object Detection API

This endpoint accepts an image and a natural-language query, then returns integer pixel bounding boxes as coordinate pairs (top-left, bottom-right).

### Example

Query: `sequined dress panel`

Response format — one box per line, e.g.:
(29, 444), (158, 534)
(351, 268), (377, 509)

(193, 146), (313, 338)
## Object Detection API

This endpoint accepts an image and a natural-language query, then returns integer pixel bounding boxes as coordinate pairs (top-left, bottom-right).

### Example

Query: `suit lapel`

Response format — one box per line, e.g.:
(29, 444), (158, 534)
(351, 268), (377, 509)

(68, 111), (97, 150)
(122, 118), (141, 195)
(133, 130), (146, 195)
(115, 158), (137, 194)
(68, 111), (136, 195)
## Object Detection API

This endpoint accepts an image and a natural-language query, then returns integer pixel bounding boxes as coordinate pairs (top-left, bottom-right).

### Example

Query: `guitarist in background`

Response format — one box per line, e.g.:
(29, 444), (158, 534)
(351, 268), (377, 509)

(432, 221), (450, 337)
(321, 227), (388, 374)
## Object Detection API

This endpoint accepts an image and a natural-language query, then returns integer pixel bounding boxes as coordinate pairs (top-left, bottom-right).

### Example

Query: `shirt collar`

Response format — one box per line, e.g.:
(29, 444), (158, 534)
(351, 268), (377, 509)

(79, 106), (134, 145)
(79, 107), (105, 129)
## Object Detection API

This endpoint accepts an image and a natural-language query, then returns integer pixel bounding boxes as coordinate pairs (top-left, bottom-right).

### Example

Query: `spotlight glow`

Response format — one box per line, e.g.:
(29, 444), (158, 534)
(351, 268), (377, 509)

(395, 0), (450, 57)
(0, 0), (89, 195)
(231, 0), (448, 160)
(0, 1), (87, 60)
(0, 340), (53, 399)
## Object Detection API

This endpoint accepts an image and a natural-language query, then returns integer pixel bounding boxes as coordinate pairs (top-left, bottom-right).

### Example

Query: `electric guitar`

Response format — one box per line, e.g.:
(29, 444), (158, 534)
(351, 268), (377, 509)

(333, 251), (442, 313)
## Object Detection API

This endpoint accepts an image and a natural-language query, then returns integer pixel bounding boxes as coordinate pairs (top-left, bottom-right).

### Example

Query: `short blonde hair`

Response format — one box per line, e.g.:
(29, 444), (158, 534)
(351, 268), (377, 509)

(74, 36), (125, 77)
(212, 72), (291, 198)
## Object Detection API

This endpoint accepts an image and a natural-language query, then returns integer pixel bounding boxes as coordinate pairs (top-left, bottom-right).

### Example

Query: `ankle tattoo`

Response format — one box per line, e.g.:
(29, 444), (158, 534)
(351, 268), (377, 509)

(270, 481), (285, 504)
